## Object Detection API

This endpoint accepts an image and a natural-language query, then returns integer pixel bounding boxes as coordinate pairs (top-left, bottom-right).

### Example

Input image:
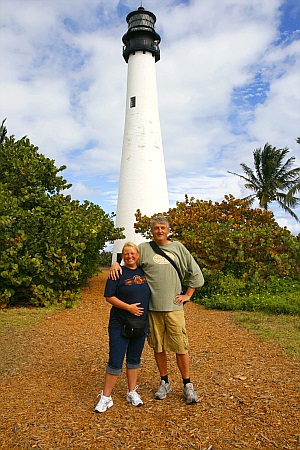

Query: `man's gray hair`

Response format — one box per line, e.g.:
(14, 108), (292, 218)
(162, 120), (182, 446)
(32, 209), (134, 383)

(150, 216), (169, 229)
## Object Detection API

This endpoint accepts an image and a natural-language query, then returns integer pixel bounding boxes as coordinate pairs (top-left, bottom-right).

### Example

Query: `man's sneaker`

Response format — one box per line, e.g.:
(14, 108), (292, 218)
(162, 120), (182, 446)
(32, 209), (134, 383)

(154, 380), (172, 400)
(183, 382), (199, 404)
(126, 387), (143, 407)
(94, 392), (113, 413)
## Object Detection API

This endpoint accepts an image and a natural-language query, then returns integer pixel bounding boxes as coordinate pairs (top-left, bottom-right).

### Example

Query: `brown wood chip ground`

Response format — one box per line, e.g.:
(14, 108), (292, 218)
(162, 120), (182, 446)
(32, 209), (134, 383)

(0, 270), (299, 449)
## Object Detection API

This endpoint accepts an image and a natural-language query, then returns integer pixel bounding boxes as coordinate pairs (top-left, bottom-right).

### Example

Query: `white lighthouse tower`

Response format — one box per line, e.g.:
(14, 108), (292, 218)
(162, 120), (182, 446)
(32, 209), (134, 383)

(113, 6), (169, 262)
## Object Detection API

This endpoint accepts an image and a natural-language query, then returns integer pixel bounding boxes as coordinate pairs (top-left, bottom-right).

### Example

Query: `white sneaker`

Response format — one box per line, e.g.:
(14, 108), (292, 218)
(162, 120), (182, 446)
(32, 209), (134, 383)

(126, 387), (143, 407)
(95, 392), (113, 413)
(183, 382), (199, 404)
(154, 380), (172, 400)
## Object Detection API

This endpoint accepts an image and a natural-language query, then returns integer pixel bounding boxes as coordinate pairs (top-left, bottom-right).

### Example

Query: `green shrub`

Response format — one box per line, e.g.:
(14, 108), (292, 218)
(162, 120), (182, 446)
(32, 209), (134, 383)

(99, 251), (113, 267)
(0, 123), (124, 307)
(195, 271), (300, 315)
(135, 196), (300, 282)
(135, 195), (300, 315)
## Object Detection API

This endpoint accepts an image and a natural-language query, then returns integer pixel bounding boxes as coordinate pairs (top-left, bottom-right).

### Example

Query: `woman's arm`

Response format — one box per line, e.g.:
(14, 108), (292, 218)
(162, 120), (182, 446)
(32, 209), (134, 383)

(106, 296), (144, 316)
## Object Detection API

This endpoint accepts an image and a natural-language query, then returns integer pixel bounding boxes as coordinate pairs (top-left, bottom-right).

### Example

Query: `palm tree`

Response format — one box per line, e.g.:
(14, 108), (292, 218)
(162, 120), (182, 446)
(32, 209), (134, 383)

(0, 118), (7, 145)
(228, 143), (300, 221)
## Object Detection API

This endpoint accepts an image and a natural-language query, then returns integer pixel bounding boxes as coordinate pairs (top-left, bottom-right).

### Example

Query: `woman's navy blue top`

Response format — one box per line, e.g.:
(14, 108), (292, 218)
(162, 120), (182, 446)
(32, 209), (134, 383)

(104, 266), (150, 321)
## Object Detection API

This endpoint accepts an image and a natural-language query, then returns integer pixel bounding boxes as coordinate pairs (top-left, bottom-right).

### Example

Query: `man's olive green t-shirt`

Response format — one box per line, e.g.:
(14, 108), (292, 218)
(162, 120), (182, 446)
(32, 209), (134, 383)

(138, 241), (204, 312)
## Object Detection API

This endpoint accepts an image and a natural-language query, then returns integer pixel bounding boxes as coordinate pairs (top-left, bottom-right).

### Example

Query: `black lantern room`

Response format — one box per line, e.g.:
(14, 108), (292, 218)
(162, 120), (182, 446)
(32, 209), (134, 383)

(122, 6), (161, 63)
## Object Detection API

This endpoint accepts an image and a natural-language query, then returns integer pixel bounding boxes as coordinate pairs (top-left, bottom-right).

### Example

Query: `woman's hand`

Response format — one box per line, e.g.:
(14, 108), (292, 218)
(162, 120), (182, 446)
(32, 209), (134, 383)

(127, 303), (144, 316)
(110, 262), (122, 280)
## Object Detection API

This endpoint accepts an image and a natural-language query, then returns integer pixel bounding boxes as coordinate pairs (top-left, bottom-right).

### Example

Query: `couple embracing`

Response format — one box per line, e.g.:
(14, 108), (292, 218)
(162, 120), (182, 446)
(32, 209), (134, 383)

(95, 216), (204, 413)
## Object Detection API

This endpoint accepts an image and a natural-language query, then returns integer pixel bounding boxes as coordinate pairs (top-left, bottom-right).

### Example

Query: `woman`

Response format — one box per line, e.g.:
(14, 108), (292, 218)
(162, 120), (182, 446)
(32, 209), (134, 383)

(95, 242), (150, 413)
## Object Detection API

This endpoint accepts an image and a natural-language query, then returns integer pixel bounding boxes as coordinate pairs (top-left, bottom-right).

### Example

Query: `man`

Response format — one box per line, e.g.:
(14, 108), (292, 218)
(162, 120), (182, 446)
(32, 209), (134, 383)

(110, 216), (204, 404)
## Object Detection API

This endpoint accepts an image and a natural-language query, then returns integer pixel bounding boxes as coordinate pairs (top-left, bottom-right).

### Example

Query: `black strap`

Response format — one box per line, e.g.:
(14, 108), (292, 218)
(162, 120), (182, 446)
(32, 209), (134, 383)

(149, 241), (183, 283)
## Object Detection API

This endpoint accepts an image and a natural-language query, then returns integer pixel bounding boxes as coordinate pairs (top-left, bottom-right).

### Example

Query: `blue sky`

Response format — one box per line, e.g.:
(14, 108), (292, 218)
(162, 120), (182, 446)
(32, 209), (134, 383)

(1, 0), (299, 234)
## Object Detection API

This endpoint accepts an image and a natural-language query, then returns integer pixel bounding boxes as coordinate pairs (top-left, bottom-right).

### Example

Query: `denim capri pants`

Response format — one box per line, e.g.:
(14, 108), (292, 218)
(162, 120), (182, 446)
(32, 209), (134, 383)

(106, 314), (148, 375)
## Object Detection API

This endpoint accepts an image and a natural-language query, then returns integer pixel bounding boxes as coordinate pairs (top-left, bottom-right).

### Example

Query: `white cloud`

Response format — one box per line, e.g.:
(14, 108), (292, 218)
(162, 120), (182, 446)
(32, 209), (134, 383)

(248, 40), (300, 150)
(276, 217), (300, 236)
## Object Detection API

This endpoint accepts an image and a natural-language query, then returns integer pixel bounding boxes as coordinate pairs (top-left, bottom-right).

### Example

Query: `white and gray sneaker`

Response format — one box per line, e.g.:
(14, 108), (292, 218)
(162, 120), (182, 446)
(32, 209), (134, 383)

(95, 392), (113, 413)
(183, 382), (199, 404)
(154, 380), (172, 400)
(127, 387), (143, 407)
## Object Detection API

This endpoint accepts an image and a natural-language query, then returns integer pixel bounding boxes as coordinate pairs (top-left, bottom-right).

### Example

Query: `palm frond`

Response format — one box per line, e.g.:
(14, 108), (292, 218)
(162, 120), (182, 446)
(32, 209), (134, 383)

(241, 194), (256, 205)
(276, 199), (299, 222)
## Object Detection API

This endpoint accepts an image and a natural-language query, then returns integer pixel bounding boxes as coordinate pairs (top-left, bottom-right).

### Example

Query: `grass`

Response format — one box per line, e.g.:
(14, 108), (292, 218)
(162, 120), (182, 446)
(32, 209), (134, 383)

(232, 311), (300, 359)
(197, 291), (300, 315)
(0, 305), (56, 332)
(0, 306), (57, 373)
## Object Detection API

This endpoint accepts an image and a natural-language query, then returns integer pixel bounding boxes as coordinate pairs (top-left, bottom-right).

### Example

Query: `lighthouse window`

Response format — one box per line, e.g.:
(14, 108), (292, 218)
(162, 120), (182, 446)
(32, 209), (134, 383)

(130, 96), (136, 108)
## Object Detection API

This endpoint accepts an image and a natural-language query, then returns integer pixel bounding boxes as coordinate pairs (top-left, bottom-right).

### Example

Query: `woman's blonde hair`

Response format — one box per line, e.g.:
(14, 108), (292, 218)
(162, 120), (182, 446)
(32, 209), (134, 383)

(122, 242), (140, 255)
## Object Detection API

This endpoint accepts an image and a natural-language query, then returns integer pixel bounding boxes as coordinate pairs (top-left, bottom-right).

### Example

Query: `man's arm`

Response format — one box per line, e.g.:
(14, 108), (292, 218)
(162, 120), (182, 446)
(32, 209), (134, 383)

(109, 261), (123, 280)
(174, 287), (195, 305)
(184, 245), (204, 289)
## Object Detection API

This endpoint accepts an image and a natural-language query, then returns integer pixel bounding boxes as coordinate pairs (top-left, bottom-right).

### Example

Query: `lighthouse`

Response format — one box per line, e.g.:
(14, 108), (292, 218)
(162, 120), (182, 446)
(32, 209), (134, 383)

(113, 6), (169, 262)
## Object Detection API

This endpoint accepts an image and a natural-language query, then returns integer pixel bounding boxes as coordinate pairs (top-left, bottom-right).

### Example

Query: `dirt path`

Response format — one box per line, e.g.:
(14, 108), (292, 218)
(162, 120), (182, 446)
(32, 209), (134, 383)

(0, 271), (299, 450)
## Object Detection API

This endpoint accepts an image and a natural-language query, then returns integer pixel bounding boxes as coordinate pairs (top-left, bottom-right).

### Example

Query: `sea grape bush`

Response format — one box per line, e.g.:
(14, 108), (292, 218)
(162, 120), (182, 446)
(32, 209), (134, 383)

(135, 195), (300, 313)
(0, 126), (123, 307)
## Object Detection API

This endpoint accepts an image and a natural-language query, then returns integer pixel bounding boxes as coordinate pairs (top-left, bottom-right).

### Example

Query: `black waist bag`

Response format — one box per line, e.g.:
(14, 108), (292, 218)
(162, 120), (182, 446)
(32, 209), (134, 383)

(114, 310), (147, 338)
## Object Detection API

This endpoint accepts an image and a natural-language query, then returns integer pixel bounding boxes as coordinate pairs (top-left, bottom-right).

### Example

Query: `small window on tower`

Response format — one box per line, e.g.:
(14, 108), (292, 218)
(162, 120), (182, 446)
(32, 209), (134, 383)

(130, 96), (136, 108)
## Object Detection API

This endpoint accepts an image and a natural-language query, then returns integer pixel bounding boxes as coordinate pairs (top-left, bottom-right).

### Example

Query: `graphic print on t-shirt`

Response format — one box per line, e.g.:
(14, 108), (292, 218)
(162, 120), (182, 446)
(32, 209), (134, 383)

(125, 275), (147, 285)
(153, 250), (176, 265)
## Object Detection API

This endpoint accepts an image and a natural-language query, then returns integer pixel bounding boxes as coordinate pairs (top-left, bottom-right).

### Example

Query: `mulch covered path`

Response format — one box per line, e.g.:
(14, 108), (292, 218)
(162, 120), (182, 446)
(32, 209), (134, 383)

(0, 270), (299, 450)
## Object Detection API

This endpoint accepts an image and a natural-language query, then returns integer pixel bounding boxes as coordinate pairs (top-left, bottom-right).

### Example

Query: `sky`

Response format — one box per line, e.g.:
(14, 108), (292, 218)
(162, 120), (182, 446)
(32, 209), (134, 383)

(1, 0), (300, 235)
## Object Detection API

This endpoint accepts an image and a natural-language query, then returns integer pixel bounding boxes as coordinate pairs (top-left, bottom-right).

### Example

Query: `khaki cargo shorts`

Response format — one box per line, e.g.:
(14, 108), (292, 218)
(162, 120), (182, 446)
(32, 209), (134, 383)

(147, 310), (189, 354)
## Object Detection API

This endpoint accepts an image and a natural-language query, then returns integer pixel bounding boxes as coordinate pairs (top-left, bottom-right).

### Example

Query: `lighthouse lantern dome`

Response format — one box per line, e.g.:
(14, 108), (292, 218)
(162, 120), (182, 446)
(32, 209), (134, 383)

(122, 6), (161, 63)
